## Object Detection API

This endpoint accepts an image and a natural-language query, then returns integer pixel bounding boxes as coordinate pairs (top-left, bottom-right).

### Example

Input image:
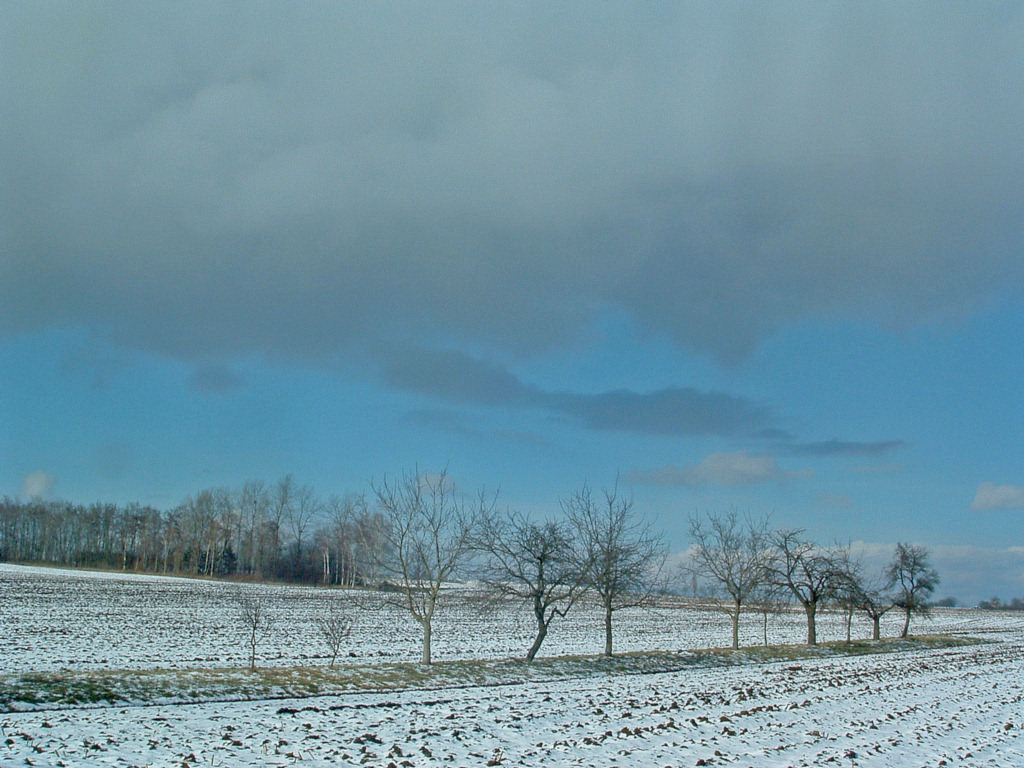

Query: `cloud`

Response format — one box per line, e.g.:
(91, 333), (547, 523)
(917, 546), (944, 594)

(21, 470), (56, 499)
(406, 408), (551, 448)
(60, 336), (135, 388)
(95, 442), (133, 480)
(383, 349), (768, 437)
(630, 451), (809, 487)
(384, 349), (534, 408)
(852, 463), (903, 475)
(789, 439), (906, 457)
(2, 5), (1022, 365)
(550, 389), (767, 437)
(815, 493), (854, 509)
(971, 482), (1024, 512)
(189, 363), (245, 392)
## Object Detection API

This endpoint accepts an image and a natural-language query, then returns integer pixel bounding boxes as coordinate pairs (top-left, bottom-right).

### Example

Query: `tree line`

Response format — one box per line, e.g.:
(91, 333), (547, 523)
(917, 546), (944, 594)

(978, 597), (1024, 611)
(686, 511), (939, 649)
(1, 471), (940, 664)
(0, 476), (383, 585)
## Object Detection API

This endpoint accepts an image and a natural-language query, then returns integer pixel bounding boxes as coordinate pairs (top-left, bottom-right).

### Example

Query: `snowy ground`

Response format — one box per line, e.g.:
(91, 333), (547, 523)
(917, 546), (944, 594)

(2, 563), (1009, 673)
(3, 564), (1024, 766)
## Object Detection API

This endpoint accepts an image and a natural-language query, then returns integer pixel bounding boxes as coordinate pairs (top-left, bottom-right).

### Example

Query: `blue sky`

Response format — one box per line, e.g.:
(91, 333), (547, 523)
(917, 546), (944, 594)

(2, 3), (1023, 604)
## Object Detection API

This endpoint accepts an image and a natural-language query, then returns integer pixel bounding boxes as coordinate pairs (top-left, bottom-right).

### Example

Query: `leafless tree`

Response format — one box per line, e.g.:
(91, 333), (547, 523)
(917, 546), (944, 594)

(887, 542), (939, 638)
(767, 529), (845, 645)
(322, 494), (352, 585)
(477, 508), (589, 662)
(288, 482), (322, 577)
(752, 580), (788, 646)
(369, 468), (490, 664)
(266, 475), (295, 574)
(827, 544), (863, 642)
(316, 597), (354, 667)
(563, 481), (666, 657)
(686, 511), (770, 649)
(235, 587), (273, 670)
(237, 480), (269, 576)
(855, 576), (895, 640)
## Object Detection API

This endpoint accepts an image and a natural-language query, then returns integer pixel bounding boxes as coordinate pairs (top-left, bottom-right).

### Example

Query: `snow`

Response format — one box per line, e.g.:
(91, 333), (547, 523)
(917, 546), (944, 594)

(3, 563), (1024, 766)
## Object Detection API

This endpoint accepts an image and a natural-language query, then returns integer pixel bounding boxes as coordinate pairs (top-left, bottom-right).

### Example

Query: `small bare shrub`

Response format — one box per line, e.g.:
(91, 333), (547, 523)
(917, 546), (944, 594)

(317, 598), (354, 667)
(235, 587), (274, 670)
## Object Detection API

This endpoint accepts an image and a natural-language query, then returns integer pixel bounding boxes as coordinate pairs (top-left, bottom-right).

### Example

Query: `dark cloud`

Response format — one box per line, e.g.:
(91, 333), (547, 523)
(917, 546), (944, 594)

(405, 407), (551, 448)
(3, 4), (1023, 364)
(789, 439), (907, 457)
(384, 349), (534, 407)
(549, 388), (767, 437)
(94, 441), (133, 480)
(628, 451), (810, 487)
(189, 363), (245, 392)
(383, 348), (768, 437)
(60, 337), (135, 388)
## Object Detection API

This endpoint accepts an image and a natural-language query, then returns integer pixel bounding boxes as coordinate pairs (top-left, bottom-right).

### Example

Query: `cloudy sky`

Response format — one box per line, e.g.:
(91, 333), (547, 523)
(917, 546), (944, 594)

(3, 3), (1023, 603)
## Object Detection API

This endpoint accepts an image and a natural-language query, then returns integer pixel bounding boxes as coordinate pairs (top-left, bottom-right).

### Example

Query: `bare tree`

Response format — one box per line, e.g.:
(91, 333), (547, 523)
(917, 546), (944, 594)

(855, 576), (895, 640)
(267, 475), (295, 575)
(887, 542), (939, 638)
(752, 580), (788, 646)
(563, 481), (666, 657)
(687, 511), (770, 649)
(370, 468), (489, 664)
(767, 529), (844, 645)
(828, 545), (866, 643)
(477, 508), (589, 662)
(316, 598), (354, 667)
(235, 587), (273, 670)
(288, 482), (322, 578)
(322, 493), (363, 586)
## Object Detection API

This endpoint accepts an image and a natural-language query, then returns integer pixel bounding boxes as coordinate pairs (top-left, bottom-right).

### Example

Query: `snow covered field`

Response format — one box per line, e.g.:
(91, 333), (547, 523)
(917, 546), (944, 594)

(2, 563), (1008, 673)
(3, 563), (1024, 766)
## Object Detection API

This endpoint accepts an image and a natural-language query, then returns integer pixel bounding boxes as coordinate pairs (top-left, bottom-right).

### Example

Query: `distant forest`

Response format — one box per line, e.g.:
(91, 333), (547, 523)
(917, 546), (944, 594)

(977, 597), (1024, 611)
(0, 477), (383, 585)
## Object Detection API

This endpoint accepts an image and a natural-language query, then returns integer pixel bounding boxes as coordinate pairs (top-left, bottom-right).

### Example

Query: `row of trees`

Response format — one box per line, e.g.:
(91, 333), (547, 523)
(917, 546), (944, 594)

(687, 511), (940, 649)
(368, 471), (667, 663)
(1, 472), (940, 664)
(288, 472), (939, 664)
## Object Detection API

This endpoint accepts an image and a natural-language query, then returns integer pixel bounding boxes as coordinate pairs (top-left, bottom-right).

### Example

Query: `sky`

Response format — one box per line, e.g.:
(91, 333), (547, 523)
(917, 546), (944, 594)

(2, 2), (1023, 604)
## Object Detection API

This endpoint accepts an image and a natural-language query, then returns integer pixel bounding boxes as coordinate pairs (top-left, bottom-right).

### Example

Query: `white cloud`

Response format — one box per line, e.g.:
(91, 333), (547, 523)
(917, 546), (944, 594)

(971, 482), (1024, 512)
(632, 451), (810, 487)
(21, 470), (55, 499)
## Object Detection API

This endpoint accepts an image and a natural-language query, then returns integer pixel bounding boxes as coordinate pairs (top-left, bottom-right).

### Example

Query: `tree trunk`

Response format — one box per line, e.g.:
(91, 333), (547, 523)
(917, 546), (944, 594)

(845, 605), (853, 642)
(872, 616), (881, 641)
(901, 608), (911, 638)
(604, 603), (613, 657)
(731, 599), (740, 649)
(527, 620), (548, 663)
(804, 601), (817, 645)
(422, 620), (432, 665)
(526, 595), (549, 662)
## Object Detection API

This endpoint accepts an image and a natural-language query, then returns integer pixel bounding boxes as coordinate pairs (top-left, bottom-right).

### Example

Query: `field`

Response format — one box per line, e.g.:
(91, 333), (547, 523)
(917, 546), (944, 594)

(2, 563), (1023, 766)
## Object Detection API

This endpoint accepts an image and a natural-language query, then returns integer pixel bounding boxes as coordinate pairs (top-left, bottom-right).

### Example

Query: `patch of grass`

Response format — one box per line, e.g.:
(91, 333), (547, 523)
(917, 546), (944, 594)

(0, 635), (985, 713)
